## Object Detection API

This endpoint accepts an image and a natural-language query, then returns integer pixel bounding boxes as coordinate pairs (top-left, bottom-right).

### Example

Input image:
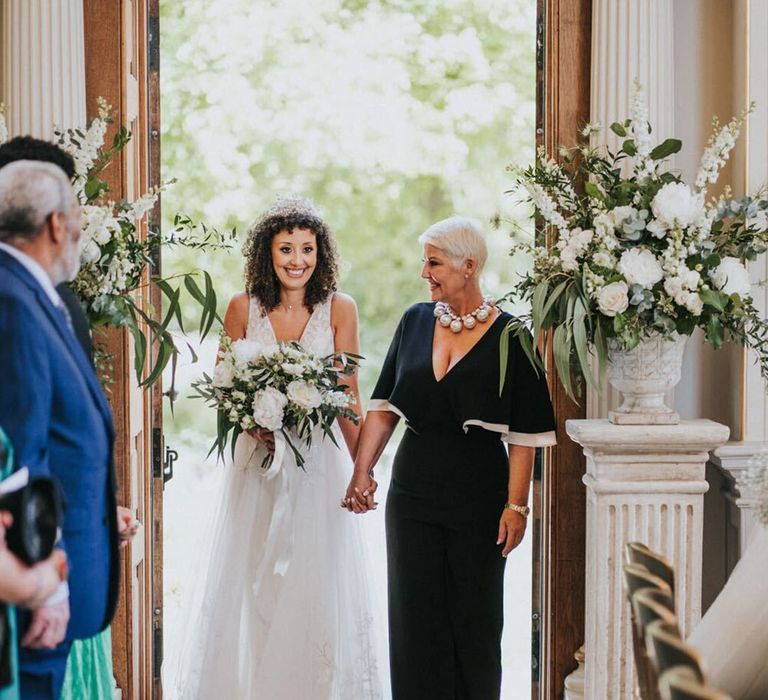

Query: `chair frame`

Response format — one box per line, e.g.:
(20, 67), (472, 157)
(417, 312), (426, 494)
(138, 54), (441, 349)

(659, 665), (733, 700)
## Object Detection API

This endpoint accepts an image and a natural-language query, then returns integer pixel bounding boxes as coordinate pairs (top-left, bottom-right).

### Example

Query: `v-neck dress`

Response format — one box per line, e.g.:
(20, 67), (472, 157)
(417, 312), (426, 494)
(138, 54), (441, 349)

(369, 302), (556, 700)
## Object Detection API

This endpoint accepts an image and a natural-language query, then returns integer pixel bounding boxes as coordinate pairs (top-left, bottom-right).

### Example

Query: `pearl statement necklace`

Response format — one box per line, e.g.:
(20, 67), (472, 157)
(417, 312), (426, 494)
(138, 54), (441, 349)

(434, 296), (495, 333)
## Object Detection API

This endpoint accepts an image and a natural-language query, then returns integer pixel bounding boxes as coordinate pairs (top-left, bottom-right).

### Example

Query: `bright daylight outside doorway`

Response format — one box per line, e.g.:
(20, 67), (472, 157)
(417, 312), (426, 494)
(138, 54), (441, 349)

(159, 1), (537, 696)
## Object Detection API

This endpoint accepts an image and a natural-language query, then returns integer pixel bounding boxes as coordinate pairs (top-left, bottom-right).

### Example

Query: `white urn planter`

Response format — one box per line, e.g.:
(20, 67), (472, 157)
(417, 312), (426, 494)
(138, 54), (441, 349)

(606, 332), (687, 425)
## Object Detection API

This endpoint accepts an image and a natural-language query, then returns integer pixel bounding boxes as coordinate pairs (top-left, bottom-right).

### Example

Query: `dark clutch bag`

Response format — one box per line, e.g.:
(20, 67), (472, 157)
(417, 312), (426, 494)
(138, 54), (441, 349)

(0, 477), (63, 565)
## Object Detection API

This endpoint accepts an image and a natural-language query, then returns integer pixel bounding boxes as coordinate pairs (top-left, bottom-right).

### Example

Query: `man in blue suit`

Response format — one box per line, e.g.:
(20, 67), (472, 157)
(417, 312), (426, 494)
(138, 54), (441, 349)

(0, 161), (119, 698)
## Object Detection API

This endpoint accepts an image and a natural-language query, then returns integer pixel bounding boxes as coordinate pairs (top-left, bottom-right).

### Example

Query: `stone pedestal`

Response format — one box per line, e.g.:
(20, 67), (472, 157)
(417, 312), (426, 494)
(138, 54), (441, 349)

(567, 419), (730, 700)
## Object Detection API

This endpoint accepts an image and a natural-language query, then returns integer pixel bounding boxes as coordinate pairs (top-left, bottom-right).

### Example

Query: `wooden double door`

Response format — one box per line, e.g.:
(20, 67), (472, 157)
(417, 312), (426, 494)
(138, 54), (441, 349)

(82, 1), (590, 697)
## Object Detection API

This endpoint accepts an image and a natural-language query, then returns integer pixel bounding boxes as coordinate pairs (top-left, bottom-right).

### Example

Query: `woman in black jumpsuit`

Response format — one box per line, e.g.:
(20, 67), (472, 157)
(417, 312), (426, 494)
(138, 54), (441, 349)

(343, 217), (556, 699)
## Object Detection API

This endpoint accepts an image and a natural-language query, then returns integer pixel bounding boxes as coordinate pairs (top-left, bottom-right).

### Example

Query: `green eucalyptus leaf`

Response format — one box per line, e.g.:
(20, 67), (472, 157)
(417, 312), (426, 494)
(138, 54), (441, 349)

(610, 122), (627, 137)
(649, 138), (683, 160)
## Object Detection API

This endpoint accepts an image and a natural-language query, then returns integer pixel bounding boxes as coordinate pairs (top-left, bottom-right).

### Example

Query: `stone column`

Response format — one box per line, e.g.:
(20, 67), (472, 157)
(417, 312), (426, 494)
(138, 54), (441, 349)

(0, 0), (86, 138)
(567, 419), (730, 700)
(586, 0), (676, 422)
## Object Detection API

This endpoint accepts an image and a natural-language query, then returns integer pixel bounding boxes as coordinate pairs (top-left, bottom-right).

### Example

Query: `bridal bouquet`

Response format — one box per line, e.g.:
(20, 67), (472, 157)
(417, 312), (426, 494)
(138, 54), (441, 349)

(506, 84), (768, 398)
(193, 336), (361, 469)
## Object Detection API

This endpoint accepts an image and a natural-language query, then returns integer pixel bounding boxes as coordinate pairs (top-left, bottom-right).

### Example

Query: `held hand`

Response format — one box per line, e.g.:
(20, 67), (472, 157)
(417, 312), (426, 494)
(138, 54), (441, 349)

(246, 428), (276, 455)
(341, 472), (378, 514)
(21, 598), (70, 649)
(117, 506), (140, 549)
(497, 509), (527, 558)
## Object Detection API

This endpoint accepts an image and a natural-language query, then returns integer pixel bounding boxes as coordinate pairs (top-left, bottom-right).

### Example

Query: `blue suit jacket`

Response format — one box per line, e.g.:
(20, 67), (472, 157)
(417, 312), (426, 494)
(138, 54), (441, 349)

(0, 249), (119, 642)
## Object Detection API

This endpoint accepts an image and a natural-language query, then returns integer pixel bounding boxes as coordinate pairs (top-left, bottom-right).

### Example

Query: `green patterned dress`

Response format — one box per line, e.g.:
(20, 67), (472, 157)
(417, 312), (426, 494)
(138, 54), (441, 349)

(60, 625), (114, 698)
(0, 428), (19, 700)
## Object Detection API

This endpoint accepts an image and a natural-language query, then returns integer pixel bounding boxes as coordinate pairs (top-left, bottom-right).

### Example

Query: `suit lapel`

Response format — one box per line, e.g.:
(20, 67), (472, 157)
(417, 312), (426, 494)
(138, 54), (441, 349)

(0, 252), (114, 436)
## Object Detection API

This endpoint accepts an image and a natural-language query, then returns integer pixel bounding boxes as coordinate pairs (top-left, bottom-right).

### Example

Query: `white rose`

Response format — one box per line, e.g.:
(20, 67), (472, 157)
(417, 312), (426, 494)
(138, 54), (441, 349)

(618, 248), (664, 289)
(651, 182), (705, 230)
(710, 257), (752, 298)
(212, 359), (235, 388)
(286, 380), (323, 411)
(252, 387), (288, 432)
(597, 281), (629, 317)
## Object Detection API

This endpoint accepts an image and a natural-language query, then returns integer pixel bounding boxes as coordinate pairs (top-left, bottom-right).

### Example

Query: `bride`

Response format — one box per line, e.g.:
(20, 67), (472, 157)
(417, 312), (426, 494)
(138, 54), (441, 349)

(170, 198), (383, 699)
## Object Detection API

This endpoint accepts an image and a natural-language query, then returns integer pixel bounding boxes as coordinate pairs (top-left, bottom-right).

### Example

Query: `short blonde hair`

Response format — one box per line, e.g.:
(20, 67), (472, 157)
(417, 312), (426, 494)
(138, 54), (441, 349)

(418, 216), (488, 273)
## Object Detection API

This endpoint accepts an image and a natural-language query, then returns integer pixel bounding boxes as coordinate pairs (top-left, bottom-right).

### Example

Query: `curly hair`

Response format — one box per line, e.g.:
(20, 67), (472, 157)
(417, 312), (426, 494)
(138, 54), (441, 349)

(0, 136), (76, 179)
(243, 197), (339, 312)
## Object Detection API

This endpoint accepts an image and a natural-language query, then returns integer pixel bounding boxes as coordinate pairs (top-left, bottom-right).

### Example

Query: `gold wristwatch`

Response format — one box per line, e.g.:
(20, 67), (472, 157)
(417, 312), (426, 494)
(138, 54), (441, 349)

(504, 503), (530, 517)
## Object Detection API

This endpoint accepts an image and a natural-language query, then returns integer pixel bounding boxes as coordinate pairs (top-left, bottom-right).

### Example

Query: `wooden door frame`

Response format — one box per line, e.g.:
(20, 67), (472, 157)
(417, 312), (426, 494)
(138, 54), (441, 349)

(83, 1), (590, 696)
(83, 0), (160, 696)
(534, 1), (591, 698)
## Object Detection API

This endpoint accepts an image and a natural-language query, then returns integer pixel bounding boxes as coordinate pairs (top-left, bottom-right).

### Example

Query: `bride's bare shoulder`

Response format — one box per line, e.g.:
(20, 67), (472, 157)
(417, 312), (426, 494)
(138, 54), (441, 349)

(330, 292), (359, 327)
(224, 292), (251, 338)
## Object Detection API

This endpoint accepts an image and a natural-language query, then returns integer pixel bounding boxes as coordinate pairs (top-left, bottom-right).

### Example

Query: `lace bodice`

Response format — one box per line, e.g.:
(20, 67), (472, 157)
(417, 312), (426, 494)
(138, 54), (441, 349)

(246, 295), (334, 356)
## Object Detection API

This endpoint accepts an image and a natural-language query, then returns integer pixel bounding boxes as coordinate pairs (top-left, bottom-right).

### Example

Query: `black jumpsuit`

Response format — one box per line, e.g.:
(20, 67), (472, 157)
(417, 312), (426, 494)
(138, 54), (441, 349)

(370, 303), (556, 700)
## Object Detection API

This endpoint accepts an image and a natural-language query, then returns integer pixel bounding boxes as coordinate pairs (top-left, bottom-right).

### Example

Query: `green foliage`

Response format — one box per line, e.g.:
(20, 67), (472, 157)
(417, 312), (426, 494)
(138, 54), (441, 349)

(159, 0), (537, 402)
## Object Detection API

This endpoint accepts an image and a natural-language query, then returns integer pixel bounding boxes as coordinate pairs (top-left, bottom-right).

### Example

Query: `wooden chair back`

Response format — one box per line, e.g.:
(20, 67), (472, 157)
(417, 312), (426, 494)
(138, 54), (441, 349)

(623, 564), (672, 700)
(646, 620), (705, 684)
(659, 666), (733, 700)
(626, 542), (676, 596)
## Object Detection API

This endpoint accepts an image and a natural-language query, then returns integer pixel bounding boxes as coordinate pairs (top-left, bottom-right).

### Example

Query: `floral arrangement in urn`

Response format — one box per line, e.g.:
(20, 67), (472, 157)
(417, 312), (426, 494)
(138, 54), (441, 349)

(506, 84), (768, 423)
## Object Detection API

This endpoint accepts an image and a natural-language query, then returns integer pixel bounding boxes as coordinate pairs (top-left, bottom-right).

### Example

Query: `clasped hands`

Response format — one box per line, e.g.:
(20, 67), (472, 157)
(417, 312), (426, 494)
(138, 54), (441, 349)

(341, 471), (377, 513)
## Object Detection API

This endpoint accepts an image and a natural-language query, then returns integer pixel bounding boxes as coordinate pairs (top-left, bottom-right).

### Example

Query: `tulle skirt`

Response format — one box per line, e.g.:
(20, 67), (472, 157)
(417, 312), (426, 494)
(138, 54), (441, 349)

(168, 430), (385, 699)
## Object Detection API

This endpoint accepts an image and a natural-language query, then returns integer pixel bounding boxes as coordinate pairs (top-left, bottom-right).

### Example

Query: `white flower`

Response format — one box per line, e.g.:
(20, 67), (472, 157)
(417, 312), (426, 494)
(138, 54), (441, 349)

(231, 339), (264, 369)
(710, 257), (752, 298)
(81, 239), (101, 264)
(592, 250), (616, 270)
(556, 227), (593, 271)
(324, 391), (352, 408)
(212, 359), (235, 388)
(286, 380), (323, 411)
(281, 361), (306, 377)
(651, 183), (706, 230)
(646, 219), (667, 239)
(82, 205), (121, 246)
(683, 291), (703, 316)
(608, 206), (637, 228)
(597, 281), (629, 317)
(618, 248), (664, 289)
(252, 387), (288, 432)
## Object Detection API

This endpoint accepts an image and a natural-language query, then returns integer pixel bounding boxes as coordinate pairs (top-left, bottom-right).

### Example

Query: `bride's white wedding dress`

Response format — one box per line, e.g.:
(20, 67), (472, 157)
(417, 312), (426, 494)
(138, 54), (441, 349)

(688, 524), (768, 699)
(170, 296), (384, 699)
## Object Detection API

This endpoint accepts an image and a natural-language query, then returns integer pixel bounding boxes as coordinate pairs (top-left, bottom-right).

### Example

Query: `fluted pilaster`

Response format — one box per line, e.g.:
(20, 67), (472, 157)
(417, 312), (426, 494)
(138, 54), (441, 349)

(0, 0), (86, 138)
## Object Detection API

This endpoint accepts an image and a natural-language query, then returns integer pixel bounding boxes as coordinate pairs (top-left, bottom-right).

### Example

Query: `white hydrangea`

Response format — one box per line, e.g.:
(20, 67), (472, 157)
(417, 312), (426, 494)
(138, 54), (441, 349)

(651, 183), (706, 231)
(710, 257), (752, 298)
(324, 391), (352, 408)
(231, 339), (265, 369)
(618, 248), (664, 289)
(592, 249), (616, 270)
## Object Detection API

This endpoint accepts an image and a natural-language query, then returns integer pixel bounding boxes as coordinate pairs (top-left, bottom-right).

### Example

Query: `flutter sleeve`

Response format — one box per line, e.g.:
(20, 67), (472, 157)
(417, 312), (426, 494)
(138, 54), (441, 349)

(504, 330), (557, 447)
(458, 323), (557, 447)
